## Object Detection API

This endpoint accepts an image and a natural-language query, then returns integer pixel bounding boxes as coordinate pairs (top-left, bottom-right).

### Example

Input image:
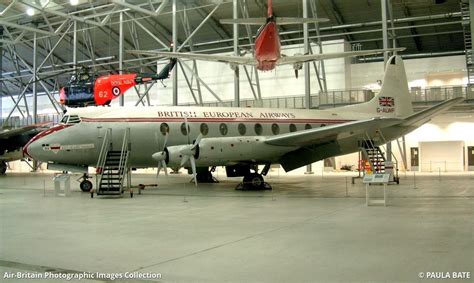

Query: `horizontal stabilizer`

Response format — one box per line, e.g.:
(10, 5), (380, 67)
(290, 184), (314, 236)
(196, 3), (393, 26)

(220, 17), (329, 25)
(401, 97), (464, 127)
(277, 48), (406, 66)
(127, 50), (256, 66)
(220, 18), (267, 25)
(276, 17), (330, 25)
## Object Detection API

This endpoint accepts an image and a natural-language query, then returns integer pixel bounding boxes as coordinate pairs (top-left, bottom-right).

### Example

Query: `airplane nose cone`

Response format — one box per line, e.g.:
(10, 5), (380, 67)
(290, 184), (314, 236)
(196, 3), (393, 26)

(23, 139), (42, 160)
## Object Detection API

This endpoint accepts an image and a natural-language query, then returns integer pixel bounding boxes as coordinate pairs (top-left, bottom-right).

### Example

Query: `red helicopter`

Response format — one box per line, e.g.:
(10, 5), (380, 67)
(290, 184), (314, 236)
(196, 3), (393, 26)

(59, 58), (177, 107)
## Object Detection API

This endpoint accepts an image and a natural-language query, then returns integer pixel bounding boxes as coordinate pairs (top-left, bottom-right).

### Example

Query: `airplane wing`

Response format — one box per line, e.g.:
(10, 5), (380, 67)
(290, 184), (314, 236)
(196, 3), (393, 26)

(0, 123), (50, 140)
(127, 50), (257, 66)
(220, 17), (329, 25)
(265, 117), (402, 147)
(277, 48), (406, 66)
(0, 126), (39, 140)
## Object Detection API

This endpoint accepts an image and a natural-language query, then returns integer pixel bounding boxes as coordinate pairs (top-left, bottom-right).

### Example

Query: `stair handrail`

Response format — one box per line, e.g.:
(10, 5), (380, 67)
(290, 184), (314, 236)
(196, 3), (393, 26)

(361, 132), (377, 172)
(117, 128), (130, 191)
(377, 130), (399, 177)
(96, 128), (112, 189)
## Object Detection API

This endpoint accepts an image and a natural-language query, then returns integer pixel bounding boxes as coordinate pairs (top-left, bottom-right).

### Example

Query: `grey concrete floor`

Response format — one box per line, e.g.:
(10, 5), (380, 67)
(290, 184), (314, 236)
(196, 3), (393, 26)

(0, 171), (473, 283)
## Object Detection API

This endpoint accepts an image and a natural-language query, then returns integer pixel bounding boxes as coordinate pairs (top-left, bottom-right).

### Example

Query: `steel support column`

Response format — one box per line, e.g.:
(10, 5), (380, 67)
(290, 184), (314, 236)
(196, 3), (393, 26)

(0, 28), (2, 120)
(172, 0), (178, 106)
(303, 0), (313, 174)
(119, 11), (124, 106)
(381, 0), (392, 162)
(471, 0), (474, 49)
(73, 21), (77, 67)
(233, 0), (240, 107)
(32, 32), (37, 124)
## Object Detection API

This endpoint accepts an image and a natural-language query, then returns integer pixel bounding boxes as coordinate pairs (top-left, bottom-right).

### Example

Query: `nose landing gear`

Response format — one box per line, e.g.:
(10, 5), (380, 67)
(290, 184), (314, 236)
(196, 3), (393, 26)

(78, 173), (93, 192)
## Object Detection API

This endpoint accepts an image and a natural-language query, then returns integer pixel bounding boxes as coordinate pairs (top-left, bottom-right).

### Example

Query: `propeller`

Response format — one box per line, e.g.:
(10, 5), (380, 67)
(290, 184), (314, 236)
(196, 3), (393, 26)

(179, 133), (202, 187)
(179, 116), (202, 186)
(152, 131), (169, 179)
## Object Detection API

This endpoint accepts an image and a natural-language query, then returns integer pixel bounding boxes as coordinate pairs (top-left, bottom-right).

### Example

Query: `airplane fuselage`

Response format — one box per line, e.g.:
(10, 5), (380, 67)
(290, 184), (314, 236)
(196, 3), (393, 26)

(24, 105), (413, 171)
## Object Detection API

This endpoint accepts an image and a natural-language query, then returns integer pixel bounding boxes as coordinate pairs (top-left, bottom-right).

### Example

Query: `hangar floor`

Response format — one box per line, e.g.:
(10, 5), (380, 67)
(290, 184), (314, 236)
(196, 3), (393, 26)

(0, 171), (473, 282)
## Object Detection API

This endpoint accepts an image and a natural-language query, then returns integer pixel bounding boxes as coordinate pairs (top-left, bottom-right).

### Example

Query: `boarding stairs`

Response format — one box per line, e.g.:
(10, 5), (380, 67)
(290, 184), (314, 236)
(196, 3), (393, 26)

(360, 133), (400, 184)
(94, 128), (131, 197)
(461, 1), (474, 85)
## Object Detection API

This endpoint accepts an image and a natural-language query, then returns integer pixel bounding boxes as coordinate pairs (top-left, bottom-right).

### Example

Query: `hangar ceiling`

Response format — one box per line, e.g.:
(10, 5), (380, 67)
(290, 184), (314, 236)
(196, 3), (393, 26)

(0, 0), (466, 99)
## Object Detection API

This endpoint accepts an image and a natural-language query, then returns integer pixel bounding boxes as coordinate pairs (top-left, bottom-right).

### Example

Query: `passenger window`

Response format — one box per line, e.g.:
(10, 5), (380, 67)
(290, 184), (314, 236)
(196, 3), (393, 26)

(160, 123), (169, 135)
(271, 123), (280, 135)
(305, 124), (312, 130)
(289, 124), (297, 132)
(181, 123), (190, 135)
(238, 123), (246, 136)
(219, 123), (228, 136)
(200, 123), (209, 136)
(254, 123), (263, 135)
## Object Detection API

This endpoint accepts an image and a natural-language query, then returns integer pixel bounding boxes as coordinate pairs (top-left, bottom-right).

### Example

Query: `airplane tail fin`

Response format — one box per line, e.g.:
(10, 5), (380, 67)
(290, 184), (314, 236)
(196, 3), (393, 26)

(343, 55), (413, 118)
(267, 0), (273, 18)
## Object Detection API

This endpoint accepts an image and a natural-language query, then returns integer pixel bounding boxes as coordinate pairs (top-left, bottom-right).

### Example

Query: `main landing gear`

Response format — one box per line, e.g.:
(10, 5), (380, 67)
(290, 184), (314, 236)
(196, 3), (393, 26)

(0, 161), (7, 175)
(235, 164), (272, 191)
(78, 173), (93, 192)
(191, 166), (219, 184)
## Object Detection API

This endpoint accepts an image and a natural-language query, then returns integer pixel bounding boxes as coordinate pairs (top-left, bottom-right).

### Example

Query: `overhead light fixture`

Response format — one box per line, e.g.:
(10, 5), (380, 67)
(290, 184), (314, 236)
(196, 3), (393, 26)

(70, 0), (79, 6)
(26, 8), (35, 16)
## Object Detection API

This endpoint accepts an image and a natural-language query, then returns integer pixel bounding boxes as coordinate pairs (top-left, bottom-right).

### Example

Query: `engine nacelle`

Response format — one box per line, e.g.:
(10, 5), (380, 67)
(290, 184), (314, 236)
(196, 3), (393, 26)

(164, 145), (194, 168)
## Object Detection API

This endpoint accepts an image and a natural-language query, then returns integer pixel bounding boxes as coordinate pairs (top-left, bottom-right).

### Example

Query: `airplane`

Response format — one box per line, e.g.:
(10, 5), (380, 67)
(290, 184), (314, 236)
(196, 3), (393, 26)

(0, 123), (50, 175)
(128, 0), (404, 77)
(23, 56), (462, 193)
(59, 58), (177, 107)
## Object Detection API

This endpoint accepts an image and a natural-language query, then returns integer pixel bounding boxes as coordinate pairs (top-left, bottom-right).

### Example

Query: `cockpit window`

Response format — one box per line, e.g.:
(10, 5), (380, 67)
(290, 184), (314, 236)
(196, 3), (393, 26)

(68, 115), (81, 124)
(60, 115), (81, 125)
(60, 115), (69, 124)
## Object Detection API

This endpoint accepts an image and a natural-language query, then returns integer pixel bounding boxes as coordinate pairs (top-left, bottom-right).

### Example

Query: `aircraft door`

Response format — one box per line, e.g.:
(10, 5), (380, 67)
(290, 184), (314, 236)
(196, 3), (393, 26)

(410, 147), (419, 171)
(467, 146), (474, 171)
(96, 126), (109, 154)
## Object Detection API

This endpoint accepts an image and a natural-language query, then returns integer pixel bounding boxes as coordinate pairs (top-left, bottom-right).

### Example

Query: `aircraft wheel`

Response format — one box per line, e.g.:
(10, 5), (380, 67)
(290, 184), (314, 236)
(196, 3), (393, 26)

(243, 173), (264, 190)
(0, 161), (7, 175)
(80, 180), (93, 192)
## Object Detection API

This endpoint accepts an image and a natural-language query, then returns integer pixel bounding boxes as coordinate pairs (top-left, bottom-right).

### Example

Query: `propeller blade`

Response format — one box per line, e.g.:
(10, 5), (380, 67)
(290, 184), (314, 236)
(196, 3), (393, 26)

(156, 162), (162, 178)
(161, 160), (169, 177)
(184, 116), (191, 144)
(192, 133), (203, 149)
(180, 154), (190, 167)
(190, 156), (197, 187)
(162, 132), (169, 150)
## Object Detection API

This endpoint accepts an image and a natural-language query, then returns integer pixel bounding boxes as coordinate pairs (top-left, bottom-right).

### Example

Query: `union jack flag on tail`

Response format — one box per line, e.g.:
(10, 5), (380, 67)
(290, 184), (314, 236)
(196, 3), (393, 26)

(378, 96), (394, 107)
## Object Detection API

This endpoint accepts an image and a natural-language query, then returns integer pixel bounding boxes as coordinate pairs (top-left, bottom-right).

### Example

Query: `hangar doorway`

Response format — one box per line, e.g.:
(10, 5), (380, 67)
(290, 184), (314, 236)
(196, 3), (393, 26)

(468, 146), (474, 171)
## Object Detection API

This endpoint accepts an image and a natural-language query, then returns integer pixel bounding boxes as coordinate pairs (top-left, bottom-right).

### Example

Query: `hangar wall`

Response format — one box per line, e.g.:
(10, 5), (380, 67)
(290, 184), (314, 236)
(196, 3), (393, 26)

(350, 55), (467, 90)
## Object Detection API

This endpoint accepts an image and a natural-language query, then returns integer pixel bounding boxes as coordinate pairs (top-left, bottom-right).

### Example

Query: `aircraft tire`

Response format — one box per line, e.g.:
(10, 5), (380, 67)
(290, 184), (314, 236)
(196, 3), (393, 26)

(80, 180), (93, 192)
(243, 173), (264, 190)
